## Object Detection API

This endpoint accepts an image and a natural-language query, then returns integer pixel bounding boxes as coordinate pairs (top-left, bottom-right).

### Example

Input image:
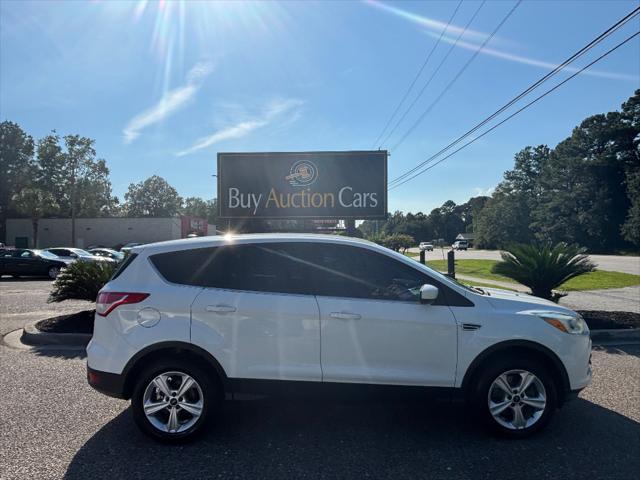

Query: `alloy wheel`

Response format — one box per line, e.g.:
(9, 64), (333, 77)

(142, 371), (204, 434)
(487, 369), (547, 430)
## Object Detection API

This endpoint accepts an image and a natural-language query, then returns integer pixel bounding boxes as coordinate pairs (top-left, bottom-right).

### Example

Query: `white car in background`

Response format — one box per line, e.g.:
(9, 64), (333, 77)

(419, 242), (434, 251)
(87, 234), (591, 442)
(45, 247), (117, 264)
(89, 248), (125, 262)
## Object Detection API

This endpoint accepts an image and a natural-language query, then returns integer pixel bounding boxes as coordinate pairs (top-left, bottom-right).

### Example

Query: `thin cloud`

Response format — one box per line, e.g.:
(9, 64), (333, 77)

(367, 0), (635, 81)
(176, 99), (304, 157)
(430, 32), (637, 81)
(123, 61), (215, 143)
(364, 0), (497, 44)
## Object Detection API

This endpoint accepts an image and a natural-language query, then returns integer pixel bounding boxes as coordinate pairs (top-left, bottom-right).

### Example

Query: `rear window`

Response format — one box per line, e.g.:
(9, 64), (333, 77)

(149, 245), (313, 295)
(110, 253), (138, 280)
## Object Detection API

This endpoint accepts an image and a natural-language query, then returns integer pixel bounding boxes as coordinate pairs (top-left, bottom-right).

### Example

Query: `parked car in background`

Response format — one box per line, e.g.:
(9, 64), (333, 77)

(45, 247), (117, 264)
(0, 249), (70, 279)
(89, 248), (125, 262)
(452, 240), (469, 251)
(419, 242), (434, 251)
(120, 242), (142, 254)
(87, 234), (591, 442)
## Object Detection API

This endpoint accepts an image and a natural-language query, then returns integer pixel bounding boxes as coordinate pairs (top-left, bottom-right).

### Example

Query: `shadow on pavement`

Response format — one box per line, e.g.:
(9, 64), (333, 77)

(30, 346), (87, 360)
(594, 343), (640, 358)
(64, 396), (639, 480)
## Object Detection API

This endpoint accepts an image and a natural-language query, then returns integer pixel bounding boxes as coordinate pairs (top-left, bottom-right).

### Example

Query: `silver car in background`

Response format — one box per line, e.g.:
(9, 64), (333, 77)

(45, 247), (117, 264)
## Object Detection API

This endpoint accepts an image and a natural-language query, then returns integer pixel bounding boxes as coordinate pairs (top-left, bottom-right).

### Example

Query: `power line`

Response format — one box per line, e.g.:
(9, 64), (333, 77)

(378, 0), (487, 149)
(389, 30), (640, 191)
(370, 0), (464, 149)
(388, 4), (640, 186)
(388, 0), (522, 154)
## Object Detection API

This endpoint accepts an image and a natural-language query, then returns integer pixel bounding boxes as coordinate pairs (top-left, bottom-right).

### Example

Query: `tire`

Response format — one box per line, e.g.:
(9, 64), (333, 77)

(48, 267), (60, 279)
(470, 356), (557, 438)
(131, 360), (219, 443)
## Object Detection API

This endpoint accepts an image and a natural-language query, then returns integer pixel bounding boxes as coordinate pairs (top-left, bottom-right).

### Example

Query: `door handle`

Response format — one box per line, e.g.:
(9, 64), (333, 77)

(330, 312), (362, 320)
(206, 304), (236, 314)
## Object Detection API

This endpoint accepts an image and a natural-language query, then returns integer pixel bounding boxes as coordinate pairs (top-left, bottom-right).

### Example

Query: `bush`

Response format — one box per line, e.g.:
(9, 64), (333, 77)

(491, 242), (595, 301)
(371, 233), (415, 253)
(48, 261), (116, 303)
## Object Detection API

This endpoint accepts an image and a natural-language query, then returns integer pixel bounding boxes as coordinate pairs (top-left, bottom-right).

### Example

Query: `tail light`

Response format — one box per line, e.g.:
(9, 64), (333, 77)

(96, 292), (149, 317)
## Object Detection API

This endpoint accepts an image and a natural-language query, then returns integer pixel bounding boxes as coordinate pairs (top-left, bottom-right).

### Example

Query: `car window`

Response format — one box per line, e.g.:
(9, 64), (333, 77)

(37, 250), (59, 260)
(150, 244), (314, 295)
(296, 243), (430, 301)
(20, 251), (34, 258)
(149, 242), (467, 306)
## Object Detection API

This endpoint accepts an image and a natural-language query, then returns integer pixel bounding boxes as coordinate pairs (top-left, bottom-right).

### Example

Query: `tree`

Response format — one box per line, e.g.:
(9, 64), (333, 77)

(621, 170), (640, 245)
(0, 121), (35, 243)
(492, 243), (595, 301)
(182, 197), (218, 225)
(34, 133), (117, 244)
(12, 188), (58, 248)
(474, 189), (532, 249)
(124, 175), (183, 217)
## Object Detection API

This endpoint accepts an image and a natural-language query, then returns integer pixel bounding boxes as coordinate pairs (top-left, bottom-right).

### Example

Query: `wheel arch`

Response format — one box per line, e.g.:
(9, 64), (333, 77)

(460, 340), (571, 405)
(121, 341), (228, 400)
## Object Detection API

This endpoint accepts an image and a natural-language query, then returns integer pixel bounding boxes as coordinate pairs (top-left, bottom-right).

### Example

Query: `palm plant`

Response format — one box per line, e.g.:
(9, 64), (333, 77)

(48, 261), (116, 303)
(492, 243), (595, 301)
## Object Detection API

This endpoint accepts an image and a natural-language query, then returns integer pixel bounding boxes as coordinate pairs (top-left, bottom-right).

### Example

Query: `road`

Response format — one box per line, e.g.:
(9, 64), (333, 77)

(1, 278), (639, 479)
(408, 249), (640, 275)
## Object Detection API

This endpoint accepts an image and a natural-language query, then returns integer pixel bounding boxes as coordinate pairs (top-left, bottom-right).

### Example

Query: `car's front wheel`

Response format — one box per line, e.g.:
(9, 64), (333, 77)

(472, 358), (557, 437)
(132, 361), (218, 442)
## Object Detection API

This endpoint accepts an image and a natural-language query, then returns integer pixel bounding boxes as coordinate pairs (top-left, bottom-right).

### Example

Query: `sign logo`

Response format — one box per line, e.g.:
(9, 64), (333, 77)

(285, 160), (318, 187)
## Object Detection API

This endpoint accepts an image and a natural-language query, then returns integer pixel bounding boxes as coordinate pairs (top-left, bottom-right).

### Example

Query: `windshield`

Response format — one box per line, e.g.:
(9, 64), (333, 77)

(70, 248), (94, 257)
(36, 250), (60, 260)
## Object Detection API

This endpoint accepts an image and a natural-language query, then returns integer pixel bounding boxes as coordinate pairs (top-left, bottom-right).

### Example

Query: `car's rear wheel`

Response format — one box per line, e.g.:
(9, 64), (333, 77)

(132, 361), (218, 442)
(48, 267), (60, 279)
(471, 357), (557, 437)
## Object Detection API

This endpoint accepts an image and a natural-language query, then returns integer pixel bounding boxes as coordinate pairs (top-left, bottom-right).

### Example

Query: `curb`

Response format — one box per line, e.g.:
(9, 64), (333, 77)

(20, 320), (91, 347)
(590, 328), (640, 344)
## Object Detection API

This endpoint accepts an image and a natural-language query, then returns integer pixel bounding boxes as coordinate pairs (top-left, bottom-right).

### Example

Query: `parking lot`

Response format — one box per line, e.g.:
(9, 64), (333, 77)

(1, 278), (639, 480)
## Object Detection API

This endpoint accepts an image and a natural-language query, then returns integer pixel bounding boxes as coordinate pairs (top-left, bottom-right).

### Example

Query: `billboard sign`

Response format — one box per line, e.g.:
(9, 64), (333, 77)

(218, 151), (387, 219)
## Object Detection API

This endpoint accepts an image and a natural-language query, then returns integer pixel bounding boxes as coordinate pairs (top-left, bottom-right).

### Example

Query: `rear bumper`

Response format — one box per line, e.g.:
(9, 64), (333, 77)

(87, 365), (127, 399)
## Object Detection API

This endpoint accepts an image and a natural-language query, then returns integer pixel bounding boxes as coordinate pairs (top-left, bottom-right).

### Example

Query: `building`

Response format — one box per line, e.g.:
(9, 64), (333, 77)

(5, 216), (213, 249)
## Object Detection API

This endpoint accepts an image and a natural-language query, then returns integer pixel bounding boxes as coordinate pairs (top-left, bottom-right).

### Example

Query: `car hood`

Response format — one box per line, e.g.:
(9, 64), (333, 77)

(481, 287), (575, 314)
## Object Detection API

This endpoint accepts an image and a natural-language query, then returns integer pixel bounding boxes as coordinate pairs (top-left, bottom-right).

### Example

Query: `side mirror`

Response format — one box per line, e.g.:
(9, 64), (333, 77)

(70, 253), (78, 258)
(420, 284), (439, 304)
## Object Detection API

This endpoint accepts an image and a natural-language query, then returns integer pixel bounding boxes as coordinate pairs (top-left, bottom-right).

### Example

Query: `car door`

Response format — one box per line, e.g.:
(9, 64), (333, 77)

(14, 250), (40, 275)
(310, 243), (459, 387)
(190, 243), (321, 382)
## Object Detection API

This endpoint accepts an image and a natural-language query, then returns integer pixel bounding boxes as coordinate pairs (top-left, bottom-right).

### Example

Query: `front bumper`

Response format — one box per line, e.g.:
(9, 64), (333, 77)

(87, 365), (127, 399)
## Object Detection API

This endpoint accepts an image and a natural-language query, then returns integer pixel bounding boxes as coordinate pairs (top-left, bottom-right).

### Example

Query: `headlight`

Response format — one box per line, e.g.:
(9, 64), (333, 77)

(527, 310), (589, 335)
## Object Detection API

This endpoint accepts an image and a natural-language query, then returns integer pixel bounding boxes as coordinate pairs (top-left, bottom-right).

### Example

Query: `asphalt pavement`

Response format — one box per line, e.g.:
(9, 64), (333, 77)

(1, 278), (639, 479)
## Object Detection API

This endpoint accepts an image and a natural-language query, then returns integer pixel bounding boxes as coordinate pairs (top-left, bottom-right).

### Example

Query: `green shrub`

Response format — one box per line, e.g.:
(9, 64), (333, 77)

(492, 243), (595, 301)
(48, 261), (116, 303)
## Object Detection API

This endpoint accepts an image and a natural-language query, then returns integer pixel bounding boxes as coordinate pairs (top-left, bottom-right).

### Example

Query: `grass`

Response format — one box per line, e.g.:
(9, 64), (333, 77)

(411, 257), (640, 292)
(425, 259), (515, 283)
(560, 270), (640, 291)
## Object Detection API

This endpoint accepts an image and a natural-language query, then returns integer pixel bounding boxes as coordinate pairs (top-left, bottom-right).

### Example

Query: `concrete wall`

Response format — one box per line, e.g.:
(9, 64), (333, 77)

(6, 217), (184, 249)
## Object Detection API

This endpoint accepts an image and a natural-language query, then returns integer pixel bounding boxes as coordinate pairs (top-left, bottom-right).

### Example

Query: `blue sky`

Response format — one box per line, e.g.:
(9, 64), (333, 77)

(1, 0), (639, 214)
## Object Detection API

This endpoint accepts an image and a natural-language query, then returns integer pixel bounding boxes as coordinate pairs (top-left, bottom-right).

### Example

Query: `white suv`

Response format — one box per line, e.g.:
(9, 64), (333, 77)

(87, 234), (591, 442)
